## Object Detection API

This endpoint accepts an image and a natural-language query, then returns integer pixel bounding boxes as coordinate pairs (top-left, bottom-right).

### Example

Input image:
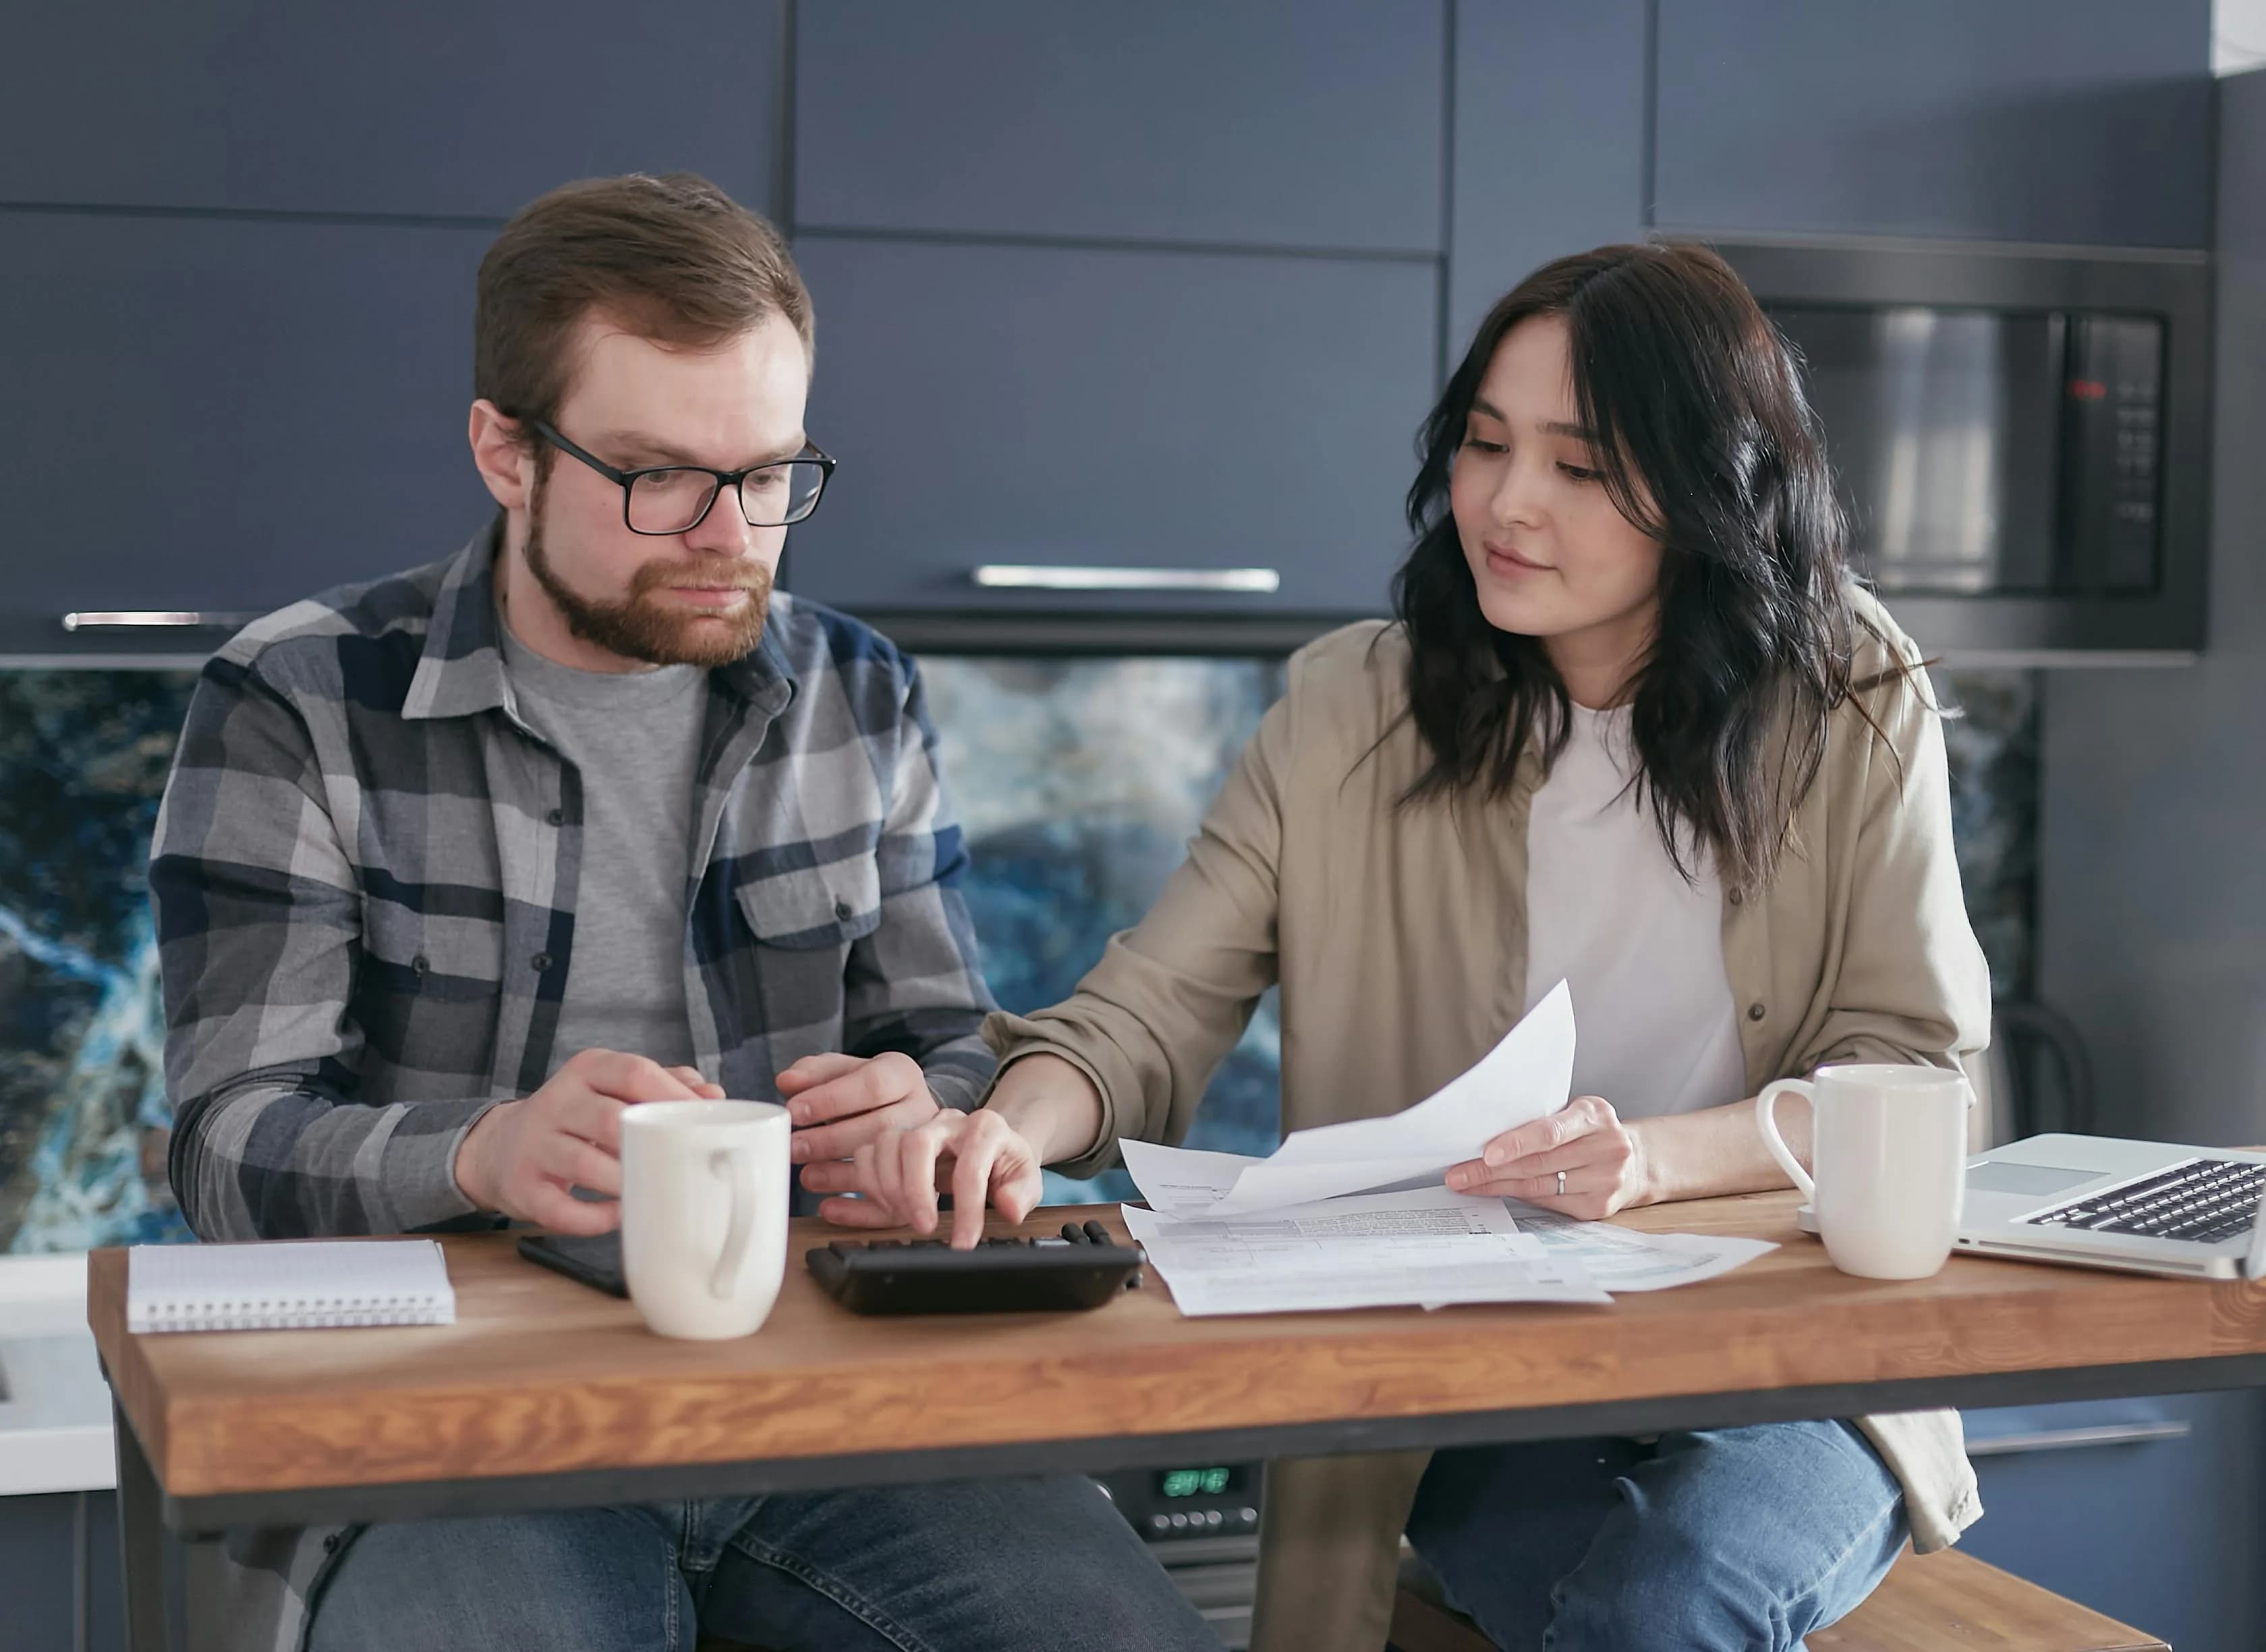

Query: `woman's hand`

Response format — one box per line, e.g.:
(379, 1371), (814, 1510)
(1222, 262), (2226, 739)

(1444, 1094), (1654, 1220)
(799, 1108), (1046, 1250)
(798, 1053), (1102, 1248)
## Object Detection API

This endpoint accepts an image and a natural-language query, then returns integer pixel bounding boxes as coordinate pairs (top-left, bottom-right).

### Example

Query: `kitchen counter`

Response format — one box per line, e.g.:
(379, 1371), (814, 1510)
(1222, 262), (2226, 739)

(0, 1254), (115, 1496)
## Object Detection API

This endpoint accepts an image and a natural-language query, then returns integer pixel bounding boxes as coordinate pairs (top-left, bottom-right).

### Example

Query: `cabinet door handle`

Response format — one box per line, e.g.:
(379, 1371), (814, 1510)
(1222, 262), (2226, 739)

(1964, 1420), (2191, 1457)
(970, 565), (1281, 594)
(60, 610), (259, 631)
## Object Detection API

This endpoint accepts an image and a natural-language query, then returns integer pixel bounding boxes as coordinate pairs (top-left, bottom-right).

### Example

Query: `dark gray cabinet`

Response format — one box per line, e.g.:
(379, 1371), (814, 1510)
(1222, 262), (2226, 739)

(1652, 0), (2214, 248)
(0, 1490), (123, 1652)
(0, 0), (787, 660)
(0, 210), (496, 656)
(0, 1), (781, 220)
(795, 1), (1444, 255)
(0, 0), (2228, 655)
(1447, 0), (1647, 353)
(785, 234), (1437, 623)
(1959, 1394), (2264, 1650)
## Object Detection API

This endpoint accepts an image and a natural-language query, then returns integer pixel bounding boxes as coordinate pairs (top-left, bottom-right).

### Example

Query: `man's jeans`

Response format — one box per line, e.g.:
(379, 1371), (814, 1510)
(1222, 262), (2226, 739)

(306, 1475), (1220, 1652)
(1407, 1421), (1908, 1651)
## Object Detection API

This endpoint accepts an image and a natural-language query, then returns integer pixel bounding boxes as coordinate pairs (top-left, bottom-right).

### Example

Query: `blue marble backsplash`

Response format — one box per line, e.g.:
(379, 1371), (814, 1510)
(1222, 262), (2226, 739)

(0, 659), (2035, 1253)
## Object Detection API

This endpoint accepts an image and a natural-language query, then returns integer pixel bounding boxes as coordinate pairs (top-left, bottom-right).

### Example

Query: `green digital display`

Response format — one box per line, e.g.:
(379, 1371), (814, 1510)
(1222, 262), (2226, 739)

(1158, 1466), (1233, 1499)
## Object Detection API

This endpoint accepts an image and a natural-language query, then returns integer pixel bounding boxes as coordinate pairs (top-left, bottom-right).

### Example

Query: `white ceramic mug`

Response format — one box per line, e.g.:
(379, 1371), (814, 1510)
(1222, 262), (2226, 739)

(1755, 1064), (1969, 1280)
(620, 1100), (790, 1340)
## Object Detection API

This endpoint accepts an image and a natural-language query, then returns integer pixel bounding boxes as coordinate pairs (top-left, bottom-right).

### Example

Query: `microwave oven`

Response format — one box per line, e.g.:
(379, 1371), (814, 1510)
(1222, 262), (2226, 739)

(1700, 237), (2212, 658)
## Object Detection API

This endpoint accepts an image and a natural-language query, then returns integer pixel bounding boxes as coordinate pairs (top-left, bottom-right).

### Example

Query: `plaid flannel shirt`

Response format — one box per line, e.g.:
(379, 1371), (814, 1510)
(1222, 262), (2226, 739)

(153, 526), (997, 1243)
(148, 527), (998, 1650)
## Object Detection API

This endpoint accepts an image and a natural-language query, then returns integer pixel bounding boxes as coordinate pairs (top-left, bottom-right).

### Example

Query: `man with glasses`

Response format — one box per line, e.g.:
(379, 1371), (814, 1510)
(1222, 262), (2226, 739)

(149, 173), (1215, 1652)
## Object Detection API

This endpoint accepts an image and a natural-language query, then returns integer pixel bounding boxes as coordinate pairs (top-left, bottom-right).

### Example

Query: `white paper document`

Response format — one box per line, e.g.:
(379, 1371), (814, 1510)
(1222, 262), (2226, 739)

(1110, 980), (1774, 1317)
(1119, 981), (1578, 1219)
(1504, 1204), (1778, 1292)
(1114, 1141), (1263, 1220)
(1121, 1185), (1612, 1317)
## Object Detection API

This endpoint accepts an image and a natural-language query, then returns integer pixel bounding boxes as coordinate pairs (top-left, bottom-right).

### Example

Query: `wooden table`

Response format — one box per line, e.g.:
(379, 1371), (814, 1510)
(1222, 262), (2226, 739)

(90, 1193), (2266, 1651)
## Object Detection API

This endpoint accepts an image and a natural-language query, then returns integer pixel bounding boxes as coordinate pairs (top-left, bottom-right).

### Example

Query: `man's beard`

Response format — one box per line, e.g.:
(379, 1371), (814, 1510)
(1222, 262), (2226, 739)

(519, 478), (772, 668)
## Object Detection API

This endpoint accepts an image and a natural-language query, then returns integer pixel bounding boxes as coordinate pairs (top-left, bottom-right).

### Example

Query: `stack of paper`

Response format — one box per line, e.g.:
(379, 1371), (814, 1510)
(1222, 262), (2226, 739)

(1123, 981), (1581, 1220)
(1116, 984), (1775, 1316)
(1119, 1187), (1611, 1317)
(1504, 1204), (1776, 1293)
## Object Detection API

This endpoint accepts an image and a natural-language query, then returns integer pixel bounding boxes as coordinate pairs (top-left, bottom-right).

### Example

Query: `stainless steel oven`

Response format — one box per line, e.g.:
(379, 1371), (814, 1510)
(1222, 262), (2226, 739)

(1701, 236), (2212, 658)
(1094, 1462), (1262, 1647)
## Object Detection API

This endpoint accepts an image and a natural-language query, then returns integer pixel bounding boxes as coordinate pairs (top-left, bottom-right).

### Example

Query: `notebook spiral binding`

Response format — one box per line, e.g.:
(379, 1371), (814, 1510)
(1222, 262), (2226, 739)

(128, 1294), (456, 1334)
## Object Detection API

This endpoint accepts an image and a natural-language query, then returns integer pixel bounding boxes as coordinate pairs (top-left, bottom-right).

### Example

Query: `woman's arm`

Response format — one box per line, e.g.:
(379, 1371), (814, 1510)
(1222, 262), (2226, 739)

(969, 671), (1307, 1180)
(1444, 1090), (1813, 1218)
(984, 1052), (1108, 1165)
(803, 644), (1330, 1238)
(1627, 1094), (1813, 1203)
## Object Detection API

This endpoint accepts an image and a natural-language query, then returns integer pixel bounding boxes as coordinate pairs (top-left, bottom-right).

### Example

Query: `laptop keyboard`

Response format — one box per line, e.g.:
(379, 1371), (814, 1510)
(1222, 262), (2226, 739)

(2023, 1157), (2266, 1245)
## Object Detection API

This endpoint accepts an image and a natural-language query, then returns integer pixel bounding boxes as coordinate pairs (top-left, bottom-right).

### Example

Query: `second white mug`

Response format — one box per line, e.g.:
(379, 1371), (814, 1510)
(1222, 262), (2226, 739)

(620, 1099), (791, 1340)
(1755, 1064), (1969, 1280)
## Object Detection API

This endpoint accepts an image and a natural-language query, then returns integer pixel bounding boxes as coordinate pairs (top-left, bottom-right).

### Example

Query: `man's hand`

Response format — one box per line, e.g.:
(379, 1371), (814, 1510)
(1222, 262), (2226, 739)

(1444, 1094), (1653, 1221)
(801, 1109), (1045, 1249)
(799, 1053), (1102, 1248)
(775, 1052), (942, 1168)
(453, 1050), (723, 1233)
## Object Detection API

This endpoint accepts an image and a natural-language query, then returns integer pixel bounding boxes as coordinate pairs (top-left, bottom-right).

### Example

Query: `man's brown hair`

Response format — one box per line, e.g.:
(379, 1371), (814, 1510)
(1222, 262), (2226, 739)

(474, 171), (812, 445)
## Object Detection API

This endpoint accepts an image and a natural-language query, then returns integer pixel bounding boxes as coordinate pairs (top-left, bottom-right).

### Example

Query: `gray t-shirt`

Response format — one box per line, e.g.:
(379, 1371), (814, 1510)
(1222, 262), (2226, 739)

(498, 617), (707, 1070)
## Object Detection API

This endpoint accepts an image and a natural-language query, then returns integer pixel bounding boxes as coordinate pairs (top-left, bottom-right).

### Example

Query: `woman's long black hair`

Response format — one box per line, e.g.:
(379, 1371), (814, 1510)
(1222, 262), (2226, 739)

(1392, 241), (1890, 894)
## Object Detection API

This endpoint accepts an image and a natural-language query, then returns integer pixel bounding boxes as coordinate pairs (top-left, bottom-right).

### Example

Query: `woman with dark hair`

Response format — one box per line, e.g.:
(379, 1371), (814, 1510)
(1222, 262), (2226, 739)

(801, 242), (1991, 1651)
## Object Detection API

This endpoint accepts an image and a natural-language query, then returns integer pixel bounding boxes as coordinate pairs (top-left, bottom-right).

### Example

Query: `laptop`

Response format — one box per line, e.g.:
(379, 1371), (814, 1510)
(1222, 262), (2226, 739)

(1956, 1135), (2266, 1279)
(1803, 1134), (2266, 1280)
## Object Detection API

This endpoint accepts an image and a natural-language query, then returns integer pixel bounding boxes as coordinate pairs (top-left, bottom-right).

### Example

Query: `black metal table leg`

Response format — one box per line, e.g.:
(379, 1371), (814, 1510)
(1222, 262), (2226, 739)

(114, 1400), (190, 1652)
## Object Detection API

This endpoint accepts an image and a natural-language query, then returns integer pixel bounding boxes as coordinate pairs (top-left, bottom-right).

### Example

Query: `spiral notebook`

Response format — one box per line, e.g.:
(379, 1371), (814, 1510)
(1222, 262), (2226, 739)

(128, 1239), (457, 1333)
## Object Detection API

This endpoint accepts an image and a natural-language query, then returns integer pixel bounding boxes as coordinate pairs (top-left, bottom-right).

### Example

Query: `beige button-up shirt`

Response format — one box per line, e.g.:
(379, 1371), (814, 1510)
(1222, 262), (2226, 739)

(986, 590), (1993, 1651)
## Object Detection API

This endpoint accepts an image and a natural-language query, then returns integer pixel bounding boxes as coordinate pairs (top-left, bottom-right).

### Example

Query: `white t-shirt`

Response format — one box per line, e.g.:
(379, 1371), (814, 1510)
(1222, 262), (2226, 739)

(1523, 703), (1750, 1118)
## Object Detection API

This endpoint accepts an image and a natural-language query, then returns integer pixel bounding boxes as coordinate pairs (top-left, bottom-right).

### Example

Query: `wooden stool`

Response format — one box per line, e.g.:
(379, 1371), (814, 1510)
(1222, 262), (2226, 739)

(1388, 1547), (2170, 1652)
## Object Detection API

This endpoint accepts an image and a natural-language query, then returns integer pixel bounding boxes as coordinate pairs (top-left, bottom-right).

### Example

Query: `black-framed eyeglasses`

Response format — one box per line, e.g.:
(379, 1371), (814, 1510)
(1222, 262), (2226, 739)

(528, 418), (836, 534)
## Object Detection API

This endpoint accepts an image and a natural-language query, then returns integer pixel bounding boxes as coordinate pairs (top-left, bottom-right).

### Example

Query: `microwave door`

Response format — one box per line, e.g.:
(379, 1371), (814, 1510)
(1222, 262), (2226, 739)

(1776, 304), (2064, 598)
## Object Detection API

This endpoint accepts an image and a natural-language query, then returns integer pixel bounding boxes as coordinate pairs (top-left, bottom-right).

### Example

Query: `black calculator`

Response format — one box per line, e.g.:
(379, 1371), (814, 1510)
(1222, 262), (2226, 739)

(805, 1220), (1143, 1315)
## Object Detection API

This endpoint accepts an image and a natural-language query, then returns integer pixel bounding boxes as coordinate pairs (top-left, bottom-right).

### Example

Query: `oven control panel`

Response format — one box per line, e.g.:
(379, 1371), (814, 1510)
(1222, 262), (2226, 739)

(1095, 1463), (1260, 1539)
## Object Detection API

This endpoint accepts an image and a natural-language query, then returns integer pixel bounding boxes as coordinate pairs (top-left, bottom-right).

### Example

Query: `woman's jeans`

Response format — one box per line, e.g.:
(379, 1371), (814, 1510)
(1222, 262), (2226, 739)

(306, 1473), (1219, 1652)
(1406, 1421), (1908, 1652)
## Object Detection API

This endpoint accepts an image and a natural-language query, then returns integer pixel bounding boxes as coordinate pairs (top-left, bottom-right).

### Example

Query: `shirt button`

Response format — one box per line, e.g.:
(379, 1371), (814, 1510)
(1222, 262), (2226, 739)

(532, 952), (553, 973)
(1747, 1002), (1767, 1023)
(410, 954), (429, 976)
(546, 807), (565, 827)
(833, 897), (853, 921)
(1727, 888), (1743, 907)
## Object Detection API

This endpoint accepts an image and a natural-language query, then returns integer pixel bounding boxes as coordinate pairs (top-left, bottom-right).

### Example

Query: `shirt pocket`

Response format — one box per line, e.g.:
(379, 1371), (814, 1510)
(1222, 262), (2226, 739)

(356, 887), (507, 1079)
(361, 888), (507, 993)
(734, 857), (884, 950)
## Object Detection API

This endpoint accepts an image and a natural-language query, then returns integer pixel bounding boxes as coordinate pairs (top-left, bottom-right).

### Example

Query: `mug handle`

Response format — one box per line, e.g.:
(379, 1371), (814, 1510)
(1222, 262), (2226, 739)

(1755, 1078), (1818, 1203)
(708, 1144), (758, 1301)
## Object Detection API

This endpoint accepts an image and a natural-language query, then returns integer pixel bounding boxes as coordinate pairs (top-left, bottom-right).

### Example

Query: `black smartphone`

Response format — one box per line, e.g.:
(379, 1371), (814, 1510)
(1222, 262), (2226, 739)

(517, 1231), (627, 1298)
